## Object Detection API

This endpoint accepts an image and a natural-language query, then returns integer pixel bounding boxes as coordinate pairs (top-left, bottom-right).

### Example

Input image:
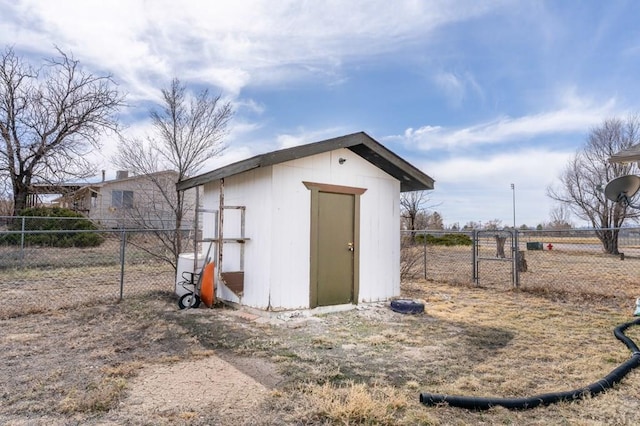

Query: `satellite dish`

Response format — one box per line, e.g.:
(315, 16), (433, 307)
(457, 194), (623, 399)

(604, 175), (640, 208)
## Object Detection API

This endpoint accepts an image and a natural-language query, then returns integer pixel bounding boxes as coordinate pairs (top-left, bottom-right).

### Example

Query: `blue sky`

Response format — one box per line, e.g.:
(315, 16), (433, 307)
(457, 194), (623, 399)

(2, 0), (639, 227)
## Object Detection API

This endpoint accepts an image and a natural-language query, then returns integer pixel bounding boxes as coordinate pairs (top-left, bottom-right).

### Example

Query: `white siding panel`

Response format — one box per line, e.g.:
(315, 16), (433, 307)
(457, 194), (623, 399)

(222, 168), (273, 308)
(201, 182), (220, 241)
(359, 176), (401, 302)
(268, 163), (313, 309)
(202, 169), (273, 309)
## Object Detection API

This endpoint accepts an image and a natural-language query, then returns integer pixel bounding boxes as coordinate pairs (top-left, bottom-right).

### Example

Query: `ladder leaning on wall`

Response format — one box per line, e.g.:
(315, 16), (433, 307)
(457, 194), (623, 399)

(192, 182), (249, 300)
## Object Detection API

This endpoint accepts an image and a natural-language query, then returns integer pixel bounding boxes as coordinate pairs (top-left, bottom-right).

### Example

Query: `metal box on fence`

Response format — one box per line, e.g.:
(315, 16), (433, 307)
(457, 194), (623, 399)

(526, 242), (543, 250)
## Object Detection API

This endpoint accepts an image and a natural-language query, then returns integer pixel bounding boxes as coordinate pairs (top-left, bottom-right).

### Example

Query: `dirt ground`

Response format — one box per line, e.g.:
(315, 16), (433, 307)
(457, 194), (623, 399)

(0, 294), (281, 425)
(2, 281), (640, 425)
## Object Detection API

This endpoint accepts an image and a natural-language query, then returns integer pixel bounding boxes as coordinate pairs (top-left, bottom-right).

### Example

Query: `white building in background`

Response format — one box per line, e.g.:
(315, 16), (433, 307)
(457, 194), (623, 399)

(55, 170), (195, 228)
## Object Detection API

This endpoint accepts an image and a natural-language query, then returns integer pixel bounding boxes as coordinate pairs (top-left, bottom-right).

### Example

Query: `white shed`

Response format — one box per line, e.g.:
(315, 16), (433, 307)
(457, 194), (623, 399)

(177, 132), (434, 310)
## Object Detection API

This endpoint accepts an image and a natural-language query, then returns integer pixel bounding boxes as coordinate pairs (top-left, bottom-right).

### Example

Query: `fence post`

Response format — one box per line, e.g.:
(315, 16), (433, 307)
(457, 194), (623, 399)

(19, 216), (26, 268)
(423, 231), (427, 280)
(472, 230), (478, 285)
(513, 229), (520, 288)
(119, 229), (126, 301)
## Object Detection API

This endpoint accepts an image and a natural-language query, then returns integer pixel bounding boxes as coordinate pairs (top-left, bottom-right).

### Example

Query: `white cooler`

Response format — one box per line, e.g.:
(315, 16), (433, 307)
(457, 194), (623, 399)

(175, 252), (205, 296)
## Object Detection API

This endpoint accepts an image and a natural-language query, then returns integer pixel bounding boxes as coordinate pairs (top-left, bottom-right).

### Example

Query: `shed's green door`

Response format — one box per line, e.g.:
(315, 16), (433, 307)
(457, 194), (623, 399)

(315, 191), (355, 306)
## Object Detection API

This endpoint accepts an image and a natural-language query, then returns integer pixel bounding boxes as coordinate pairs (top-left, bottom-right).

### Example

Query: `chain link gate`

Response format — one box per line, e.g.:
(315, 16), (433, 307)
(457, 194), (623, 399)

(473, 229), (521, 287)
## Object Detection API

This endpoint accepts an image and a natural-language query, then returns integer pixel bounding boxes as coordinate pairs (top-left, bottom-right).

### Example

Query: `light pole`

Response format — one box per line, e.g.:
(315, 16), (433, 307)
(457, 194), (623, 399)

(510, 183), (516, 229)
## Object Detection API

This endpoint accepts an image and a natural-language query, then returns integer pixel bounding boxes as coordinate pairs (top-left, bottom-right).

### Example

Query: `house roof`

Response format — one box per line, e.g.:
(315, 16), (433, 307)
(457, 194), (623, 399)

(52, 170), (180, 200)
(609, 143), (640, 163)
(177, 132), (435, 192)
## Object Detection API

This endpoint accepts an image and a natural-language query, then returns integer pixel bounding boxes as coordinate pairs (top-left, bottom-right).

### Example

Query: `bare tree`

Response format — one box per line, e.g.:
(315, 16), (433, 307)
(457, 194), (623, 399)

(484, 219), (503, 230)
(426, 211), (444, 230)
(462, 221), (481, 230)
(547, 116), (640, 254)
(113, 78), (233, 268)
(547, 205), (573, 229)
(0, 173), (11, 215)
(0, 47), (124, 215)
(400, 190), (433, 232)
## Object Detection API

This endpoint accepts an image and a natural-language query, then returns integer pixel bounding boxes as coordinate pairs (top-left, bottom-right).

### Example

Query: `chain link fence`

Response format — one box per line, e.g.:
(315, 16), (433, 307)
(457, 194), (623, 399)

(4, 216), (640, 318)
(401, 230), (474, 285)
(0, 217), (195, 319)
(402, 228), (640, 307)
(518, 228), (639, 301)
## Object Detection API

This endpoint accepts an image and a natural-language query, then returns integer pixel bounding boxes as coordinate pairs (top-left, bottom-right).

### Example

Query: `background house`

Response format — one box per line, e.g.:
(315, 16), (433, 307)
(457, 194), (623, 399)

(55, 170), (194, 228)
(177, 132), (434, 311)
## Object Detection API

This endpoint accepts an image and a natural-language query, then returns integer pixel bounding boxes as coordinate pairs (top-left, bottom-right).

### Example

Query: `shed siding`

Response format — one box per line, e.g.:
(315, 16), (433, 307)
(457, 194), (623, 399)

(268, 161), (313, 309)
(358, 176), (401, 301)
(205, 167), (274, 308)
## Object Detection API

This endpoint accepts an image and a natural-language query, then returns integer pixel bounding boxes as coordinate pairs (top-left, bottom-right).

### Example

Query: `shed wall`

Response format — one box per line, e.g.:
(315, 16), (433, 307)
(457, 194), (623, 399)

(202, 166), (273, 308)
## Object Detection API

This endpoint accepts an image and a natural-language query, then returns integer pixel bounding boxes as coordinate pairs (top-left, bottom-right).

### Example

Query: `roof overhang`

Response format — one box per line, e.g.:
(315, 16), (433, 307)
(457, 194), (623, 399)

(609, 143), (640, 164)
(52, 185), (100, 202)
(177, 132), (434, 192)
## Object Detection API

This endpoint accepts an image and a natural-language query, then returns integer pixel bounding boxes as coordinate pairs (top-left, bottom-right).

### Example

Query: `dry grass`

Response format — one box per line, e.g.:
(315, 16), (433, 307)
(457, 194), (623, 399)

(2, 260), (640, 424)
(173, 279), (640, 425)
(287, 381), (414, 425)
(59, 377), (127, 413)
(0, 262), (174, 319)
(402, 242), (640, 307)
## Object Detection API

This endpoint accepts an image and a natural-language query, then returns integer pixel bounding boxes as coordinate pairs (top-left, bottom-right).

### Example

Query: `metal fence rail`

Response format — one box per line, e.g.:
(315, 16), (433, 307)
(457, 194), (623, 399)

(0, 228), (181, 319)
(401, 228), (640, 307)
(401, 230), (474, 285)
(3, 221), (639, 318)
(518, 228), (639, 301)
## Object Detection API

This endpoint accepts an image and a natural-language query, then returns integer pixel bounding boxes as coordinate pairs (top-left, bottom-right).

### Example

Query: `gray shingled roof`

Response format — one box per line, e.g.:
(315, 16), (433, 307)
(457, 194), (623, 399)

(177, 132), (434, 192)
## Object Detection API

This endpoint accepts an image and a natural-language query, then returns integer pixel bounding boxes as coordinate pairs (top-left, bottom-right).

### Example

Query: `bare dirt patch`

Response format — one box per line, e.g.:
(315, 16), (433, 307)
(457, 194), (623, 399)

(115, 355), (270, 425)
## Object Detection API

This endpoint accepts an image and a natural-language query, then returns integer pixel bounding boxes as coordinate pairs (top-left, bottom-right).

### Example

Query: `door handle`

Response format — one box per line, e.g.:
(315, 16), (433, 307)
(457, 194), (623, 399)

(347, 242), (354, 251)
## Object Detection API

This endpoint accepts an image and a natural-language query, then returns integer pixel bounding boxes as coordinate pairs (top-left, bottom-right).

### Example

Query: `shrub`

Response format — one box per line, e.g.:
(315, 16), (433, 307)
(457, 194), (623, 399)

(414, 233), (472, 246)
(2, 207), (104, 247)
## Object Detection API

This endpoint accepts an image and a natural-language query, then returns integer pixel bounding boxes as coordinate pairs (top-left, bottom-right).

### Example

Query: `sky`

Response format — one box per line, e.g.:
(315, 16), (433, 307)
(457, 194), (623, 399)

(2, 0), (639, 228)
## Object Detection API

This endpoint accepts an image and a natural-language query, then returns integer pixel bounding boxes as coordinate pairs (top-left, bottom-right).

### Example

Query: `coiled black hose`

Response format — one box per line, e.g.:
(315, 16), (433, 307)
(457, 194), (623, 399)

(420, 317), (640, 410)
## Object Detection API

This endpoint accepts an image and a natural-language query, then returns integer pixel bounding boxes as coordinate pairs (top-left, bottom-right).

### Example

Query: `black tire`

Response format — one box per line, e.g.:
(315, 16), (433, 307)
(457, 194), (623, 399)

(178, 293), (201, 309)
(390, 299), (424, 314)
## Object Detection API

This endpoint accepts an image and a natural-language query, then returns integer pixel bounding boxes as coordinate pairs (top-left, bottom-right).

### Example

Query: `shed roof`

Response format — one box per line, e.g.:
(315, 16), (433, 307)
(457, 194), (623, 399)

(177, 132), (434, 192)
(609, 143), (640, 163)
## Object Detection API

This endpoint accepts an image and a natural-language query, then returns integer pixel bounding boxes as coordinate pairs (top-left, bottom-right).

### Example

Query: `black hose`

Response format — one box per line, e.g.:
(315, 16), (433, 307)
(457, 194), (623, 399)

(420, 317), (640, 410)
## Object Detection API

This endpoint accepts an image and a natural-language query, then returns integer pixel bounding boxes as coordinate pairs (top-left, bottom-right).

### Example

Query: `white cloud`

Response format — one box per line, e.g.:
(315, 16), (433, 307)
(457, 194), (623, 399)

(433, 70), (484, 107)
(202, 145), (255, 172)
(1, 0), (509, 101)
(420, 148), (577, 227)
(276, 127), (348, 149)
(423, 149), (573, 189)
(399, 94), (619, 151)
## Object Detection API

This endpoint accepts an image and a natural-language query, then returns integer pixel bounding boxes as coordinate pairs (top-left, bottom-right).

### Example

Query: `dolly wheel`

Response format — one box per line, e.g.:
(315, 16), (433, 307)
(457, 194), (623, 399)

(178, 293), (201, 309)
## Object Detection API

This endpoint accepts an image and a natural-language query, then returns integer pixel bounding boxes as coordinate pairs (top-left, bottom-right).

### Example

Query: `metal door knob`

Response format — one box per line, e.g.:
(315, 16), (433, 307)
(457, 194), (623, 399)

(347, 242), (354, 251)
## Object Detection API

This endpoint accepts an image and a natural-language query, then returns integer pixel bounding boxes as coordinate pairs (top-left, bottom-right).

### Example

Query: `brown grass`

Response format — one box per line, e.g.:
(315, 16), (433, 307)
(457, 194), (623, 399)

(1, 257), (640, 424)
(402, 243), (640, 308)
(289, 381), (414, 425)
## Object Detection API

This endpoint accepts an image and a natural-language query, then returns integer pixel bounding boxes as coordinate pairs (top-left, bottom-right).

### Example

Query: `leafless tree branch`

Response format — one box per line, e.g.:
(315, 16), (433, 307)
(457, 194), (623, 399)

(113, 78), (233, 268)
(547, 116), (640, 253)
(0, 46), (125, 214)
